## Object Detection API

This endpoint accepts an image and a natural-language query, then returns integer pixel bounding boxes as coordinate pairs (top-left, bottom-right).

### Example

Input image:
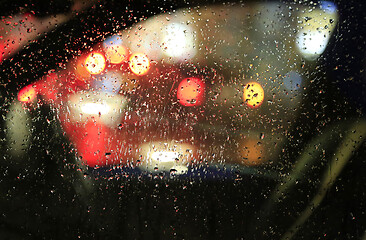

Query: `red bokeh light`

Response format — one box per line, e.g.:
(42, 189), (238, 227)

(76, 121), (107, 167)
(60, 118), (130, 167)
(177, 77), (205, 106)
(18, 84), (37, 103)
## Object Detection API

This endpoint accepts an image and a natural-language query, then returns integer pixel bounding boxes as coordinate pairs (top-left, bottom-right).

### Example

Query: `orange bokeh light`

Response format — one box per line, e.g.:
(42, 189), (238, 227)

(74, 56), (91, 79)
(18, 84), (37, 103)
(243, 82), (264, 108)
(239, 138), (264, 166)
(104, 45), (128, 64)
(177, 77), (205, 107)
(129, 53), (150, 76)
(85, 52), (106, 75)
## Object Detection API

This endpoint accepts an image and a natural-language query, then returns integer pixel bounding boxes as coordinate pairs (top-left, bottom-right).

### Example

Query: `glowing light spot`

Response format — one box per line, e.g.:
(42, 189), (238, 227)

(239, 138), (264, 166)
(177, 77), (205, 107)
(243, 82), (264, 108)
(151, 151), (179, 163)
(18, 85), (37, 103)
(320, 1), (337, 13)
(139, 141), (193, 174)
(296, 30), (330, 59)
(81, 102), (110, 115)
(129, 53), (150, 76)
(73, 56), (91, 79)
(127, 17), (164, 62)
(283, 71), (302, 91)
(0, 44), (4, 62)
(162, 23), (196, 61)
(68, 93), (128, 127)
(103, 35), (128, 64)
(93, 71), (123, 95)
(295, 3), (338, 60)
(76, 121), (107, 167)
(85, 52), (106, 75)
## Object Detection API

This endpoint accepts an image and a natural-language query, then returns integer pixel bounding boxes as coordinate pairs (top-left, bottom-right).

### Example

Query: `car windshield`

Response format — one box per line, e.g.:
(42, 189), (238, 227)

(1, 0), (365, 239)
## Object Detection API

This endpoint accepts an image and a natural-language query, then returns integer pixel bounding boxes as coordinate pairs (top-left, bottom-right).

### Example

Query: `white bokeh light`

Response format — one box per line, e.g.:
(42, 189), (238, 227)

(295, 2), (338, 60)
(296, 30), (330, 59)
(161, 23), (196, 61)
(81, 102), (110, 115)
(139, 141), (193, 174)
(68, 92), (128, 127)
(151, 151), (180, 163)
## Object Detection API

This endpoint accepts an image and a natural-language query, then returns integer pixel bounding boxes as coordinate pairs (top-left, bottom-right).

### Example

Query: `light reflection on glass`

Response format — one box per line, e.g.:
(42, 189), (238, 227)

(295, 2), (338, 60)
(18, 85), (37, 103)
(283, 71), (302, 91)
(80, 102), (110, 115)
(243, 82), (264, 108)
(161, 23), (196, 61)
(139, 141), (193, 174)
(296, 30), (331, 59)
(103, 35), (128, 64)
(239, 138), (264, 166)
(92, 70), (123, 95)
(85, 52), (106, 74)
(177, 77), (205, 107)
(68, 92), (128, 127)
(151, 151), (180, 163)
(129, 53), (150, 76)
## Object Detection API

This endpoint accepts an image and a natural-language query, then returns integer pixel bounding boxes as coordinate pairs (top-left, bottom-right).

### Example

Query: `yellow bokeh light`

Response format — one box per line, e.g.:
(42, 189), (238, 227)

(243, 82), (264, 108)
(129, 53), (150, 76)
(85, 52), (106, 75)
(18, 85), (37, 103)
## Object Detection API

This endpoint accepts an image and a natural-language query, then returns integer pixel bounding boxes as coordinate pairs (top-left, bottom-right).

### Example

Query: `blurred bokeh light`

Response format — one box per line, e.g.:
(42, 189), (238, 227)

(177, 77), (205, 107)
(243, 82), (264, 108)
(103, 35), (129, 64)
(85, 52), (106, 75)
(129, 53), (150, 76)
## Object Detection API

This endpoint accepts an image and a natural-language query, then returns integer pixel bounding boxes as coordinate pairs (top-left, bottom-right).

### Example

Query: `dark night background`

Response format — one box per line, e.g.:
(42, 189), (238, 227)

(0, 0), (365, 239)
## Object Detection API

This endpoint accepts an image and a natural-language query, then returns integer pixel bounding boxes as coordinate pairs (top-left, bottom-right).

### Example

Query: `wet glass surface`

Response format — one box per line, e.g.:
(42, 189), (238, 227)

(0, 0), (365, 239)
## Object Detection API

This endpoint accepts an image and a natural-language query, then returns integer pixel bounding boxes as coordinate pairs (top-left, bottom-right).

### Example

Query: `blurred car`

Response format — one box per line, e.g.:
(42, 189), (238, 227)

(1, 0), (365, 239)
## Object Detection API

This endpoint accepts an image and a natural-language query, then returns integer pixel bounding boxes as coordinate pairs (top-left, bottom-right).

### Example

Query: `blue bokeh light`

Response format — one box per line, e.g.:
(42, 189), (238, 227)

(92, 70), (123, 94)
(283, 71), (302, 91)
